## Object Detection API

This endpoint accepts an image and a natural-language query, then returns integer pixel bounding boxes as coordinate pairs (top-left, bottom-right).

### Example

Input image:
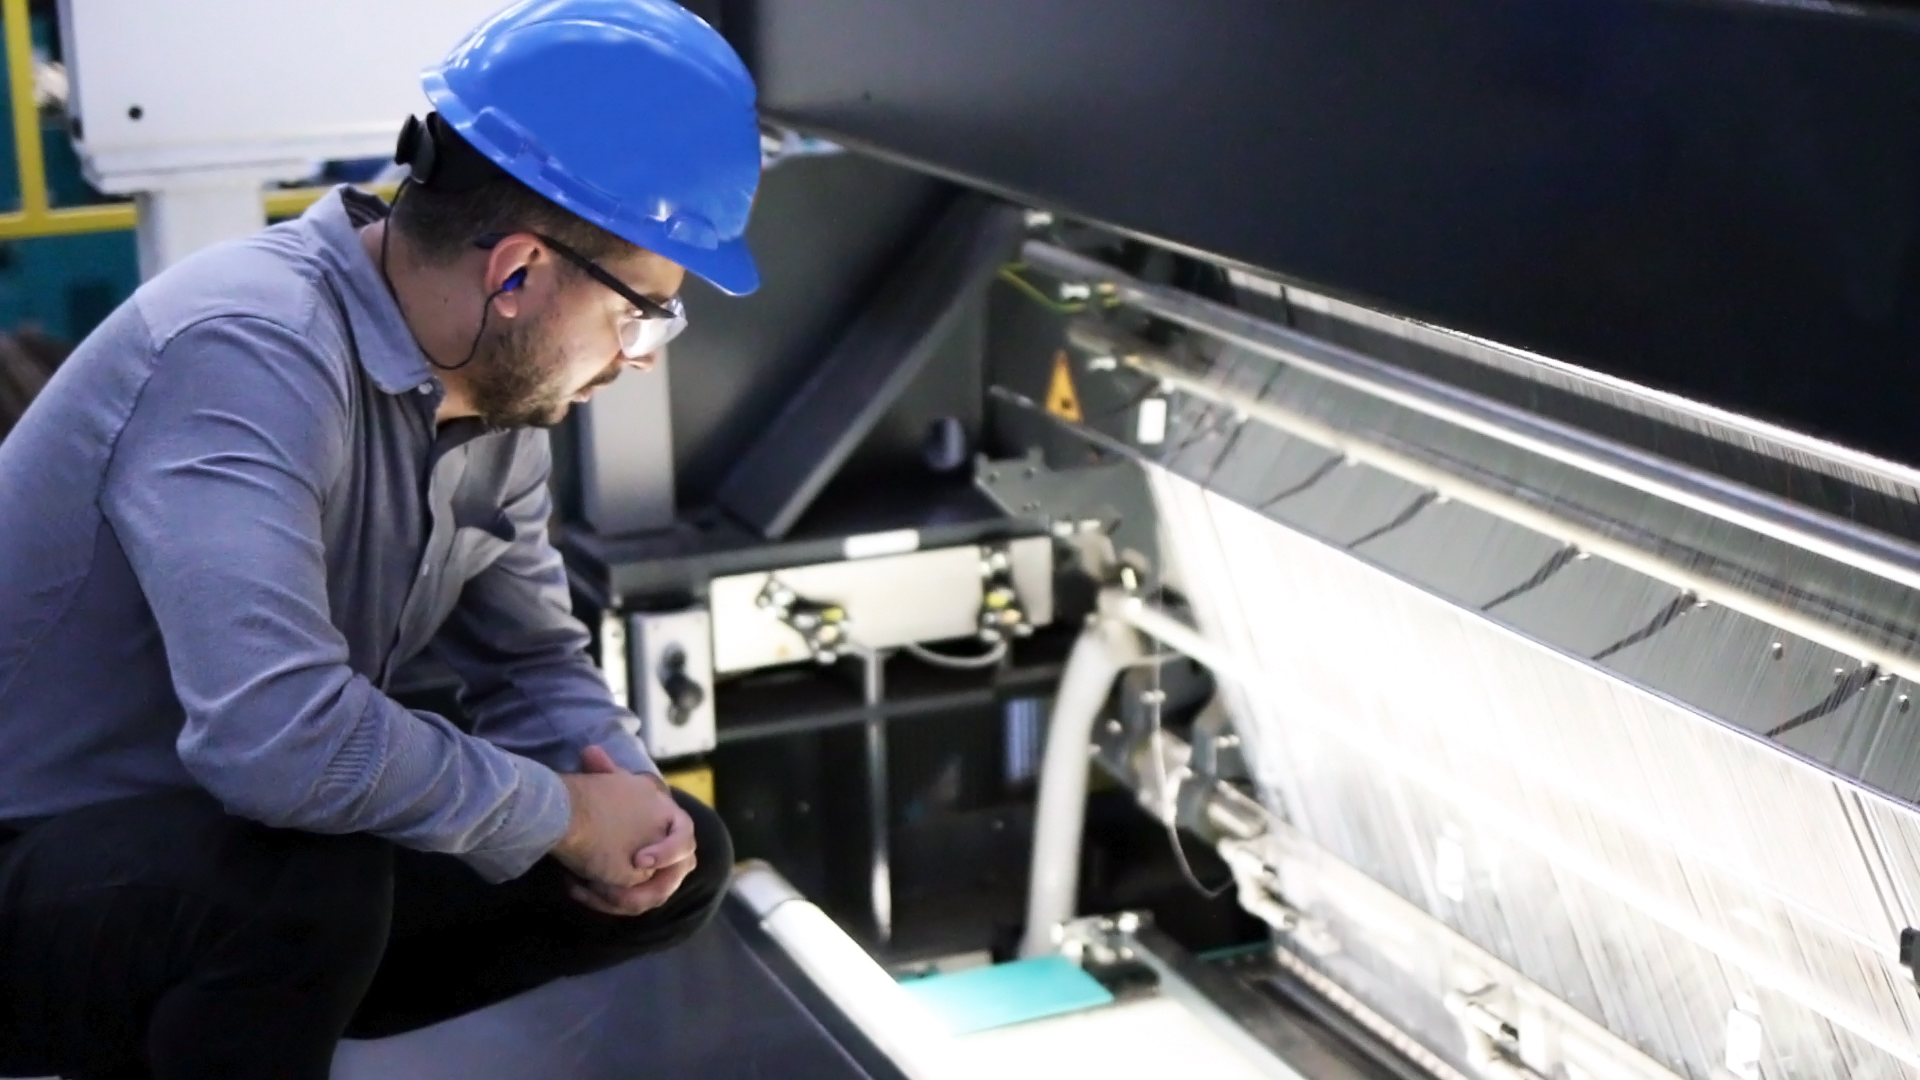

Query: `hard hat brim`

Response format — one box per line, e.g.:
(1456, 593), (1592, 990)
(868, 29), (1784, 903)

(672, 234), (760, 297)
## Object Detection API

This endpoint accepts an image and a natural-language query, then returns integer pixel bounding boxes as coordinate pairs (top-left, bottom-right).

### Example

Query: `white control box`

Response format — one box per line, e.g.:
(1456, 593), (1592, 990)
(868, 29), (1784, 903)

(627, 607), (716, 763)
(57, 0), (506, 189)
(707, 535), (1054, 674)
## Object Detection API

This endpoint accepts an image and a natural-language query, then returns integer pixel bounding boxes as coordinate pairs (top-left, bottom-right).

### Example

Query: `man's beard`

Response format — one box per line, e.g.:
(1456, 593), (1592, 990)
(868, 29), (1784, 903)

(464, 315), (574, 430)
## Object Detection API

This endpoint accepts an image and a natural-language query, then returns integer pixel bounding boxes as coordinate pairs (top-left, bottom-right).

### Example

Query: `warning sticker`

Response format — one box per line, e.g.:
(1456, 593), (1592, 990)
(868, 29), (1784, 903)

(1046, 351), (1083, 423)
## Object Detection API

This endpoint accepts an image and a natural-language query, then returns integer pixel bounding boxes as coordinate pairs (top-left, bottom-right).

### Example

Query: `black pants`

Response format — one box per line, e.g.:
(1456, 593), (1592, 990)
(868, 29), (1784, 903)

(0, 787), (733, 1080)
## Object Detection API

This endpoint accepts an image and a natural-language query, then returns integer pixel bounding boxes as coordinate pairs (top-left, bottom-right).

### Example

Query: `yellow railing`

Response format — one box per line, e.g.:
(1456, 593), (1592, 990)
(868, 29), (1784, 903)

(0, 0), (383, 241)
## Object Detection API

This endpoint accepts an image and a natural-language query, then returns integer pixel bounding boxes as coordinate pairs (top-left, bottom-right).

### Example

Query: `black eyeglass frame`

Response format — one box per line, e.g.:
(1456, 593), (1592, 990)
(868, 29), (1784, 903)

(473, 231), (682, 321)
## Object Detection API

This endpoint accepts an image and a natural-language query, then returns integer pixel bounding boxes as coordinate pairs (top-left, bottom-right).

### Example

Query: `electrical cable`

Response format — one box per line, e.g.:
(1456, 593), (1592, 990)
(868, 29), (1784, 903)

(1142, 649), (1233, 899)
(996, 261), (1124, 315)
(903, 639), (1009, 670)
(998, 265), (1085, 313)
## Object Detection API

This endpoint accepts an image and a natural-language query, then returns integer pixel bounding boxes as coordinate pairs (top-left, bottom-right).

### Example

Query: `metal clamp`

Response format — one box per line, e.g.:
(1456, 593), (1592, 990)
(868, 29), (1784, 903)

(977, 543), (1036, 643)
(1443, 985), (1551, 1080)
(757, 577), (852, 664)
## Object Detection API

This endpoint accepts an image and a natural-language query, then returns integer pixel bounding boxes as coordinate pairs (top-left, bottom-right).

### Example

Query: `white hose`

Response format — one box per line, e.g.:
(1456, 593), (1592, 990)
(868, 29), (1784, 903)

(1019, 596), (1146, 957)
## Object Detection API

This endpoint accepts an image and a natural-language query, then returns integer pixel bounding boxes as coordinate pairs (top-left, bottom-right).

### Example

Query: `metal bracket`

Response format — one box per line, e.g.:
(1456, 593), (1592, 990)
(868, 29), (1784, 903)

(716, 192), (1022, 539)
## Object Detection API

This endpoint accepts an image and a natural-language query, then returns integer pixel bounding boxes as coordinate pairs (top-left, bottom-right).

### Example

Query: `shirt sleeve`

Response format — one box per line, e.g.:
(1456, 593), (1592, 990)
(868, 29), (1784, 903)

(428, 432), (660, 781)
(100, 315), (571, 882)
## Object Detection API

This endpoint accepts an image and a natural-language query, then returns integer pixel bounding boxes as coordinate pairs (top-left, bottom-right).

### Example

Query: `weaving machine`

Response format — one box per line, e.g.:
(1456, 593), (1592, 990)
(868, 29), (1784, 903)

(710, 0), (1920, 1075)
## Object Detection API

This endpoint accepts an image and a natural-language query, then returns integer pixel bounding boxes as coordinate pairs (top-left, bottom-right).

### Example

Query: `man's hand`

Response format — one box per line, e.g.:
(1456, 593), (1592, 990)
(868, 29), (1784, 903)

(550, 745), (697, 917)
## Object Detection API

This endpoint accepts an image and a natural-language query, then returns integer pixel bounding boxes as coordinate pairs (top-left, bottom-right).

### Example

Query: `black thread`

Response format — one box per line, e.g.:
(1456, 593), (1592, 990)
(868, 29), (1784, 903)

(1591, 592), (1696, 662)
(1481, 545), (1581, 612)
(1346, 491), (1438, 549)
(1765, 665), (1879, 739)
(1258, 454), (1345, 509)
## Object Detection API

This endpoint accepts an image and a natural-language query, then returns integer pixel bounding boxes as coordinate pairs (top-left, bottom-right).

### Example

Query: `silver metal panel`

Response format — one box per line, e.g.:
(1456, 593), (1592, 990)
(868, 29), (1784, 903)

(1348, 497), (1567, 610)
(576, 357), (676, 535)
(708, 536), (1053, 674)
(1489, 554), (1684, 659)
(1596, 603), (1860, 736)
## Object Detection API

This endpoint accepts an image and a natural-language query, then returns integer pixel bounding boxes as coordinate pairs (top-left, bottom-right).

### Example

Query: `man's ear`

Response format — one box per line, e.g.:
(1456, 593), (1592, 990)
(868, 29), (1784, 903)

(481, 233), (542, 317)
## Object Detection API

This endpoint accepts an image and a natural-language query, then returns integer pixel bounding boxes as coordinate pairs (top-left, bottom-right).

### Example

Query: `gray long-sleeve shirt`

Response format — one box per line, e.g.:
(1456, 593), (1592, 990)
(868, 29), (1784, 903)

(0, 187), (655, 881)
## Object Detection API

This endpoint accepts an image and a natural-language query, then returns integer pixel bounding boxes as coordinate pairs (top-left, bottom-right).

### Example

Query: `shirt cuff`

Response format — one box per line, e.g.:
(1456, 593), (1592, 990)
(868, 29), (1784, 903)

(460, 755), (571, 883)
(600, 729), (661, 779)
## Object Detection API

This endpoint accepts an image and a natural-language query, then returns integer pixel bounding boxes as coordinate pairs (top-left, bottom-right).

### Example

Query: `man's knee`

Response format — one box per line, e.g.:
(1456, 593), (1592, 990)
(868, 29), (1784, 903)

(6, 788), (392, 924)
(0, 790), (395, 1076)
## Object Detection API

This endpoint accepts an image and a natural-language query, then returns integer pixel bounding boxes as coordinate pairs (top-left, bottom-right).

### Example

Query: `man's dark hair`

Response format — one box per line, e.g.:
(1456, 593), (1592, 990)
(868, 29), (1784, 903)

(389, 168), (638, 268)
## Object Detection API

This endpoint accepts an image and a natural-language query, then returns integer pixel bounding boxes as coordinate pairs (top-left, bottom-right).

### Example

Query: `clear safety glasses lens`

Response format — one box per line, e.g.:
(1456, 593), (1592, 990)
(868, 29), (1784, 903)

(617, 298), (688, 360)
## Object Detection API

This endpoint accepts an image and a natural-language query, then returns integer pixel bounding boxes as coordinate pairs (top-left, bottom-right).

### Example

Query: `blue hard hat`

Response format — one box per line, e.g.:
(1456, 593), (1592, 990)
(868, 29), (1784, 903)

(423, 0), (763, 295)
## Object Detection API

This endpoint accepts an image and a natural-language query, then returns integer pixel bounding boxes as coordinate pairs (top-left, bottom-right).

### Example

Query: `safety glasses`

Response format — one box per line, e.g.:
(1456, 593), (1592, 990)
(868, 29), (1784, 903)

(475, 231), (690, 360)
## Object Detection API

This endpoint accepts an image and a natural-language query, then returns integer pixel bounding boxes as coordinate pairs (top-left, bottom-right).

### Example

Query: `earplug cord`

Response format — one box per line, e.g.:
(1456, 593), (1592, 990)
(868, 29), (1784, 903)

(379, 179), (512, 373)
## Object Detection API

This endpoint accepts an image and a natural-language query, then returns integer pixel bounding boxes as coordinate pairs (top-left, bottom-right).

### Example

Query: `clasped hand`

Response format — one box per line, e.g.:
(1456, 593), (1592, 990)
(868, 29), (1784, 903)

(551, 745), (697, 917)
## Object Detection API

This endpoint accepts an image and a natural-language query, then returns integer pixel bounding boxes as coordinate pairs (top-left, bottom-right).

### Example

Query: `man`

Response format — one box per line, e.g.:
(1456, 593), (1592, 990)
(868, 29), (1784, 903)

(0, 2), (765, 1077)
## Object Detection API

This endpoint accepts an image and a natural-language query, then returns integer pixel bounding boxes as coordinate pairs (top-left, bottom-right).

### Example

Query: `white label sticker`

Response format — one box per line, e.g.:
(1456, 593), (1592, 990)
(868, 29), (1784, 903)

(842, 528), (920, 561)
(1435, 834), (1466, 902)
(1226, 267), (1286, 298)
(1724, 1001), (1763, 1080)
(1137, 397), (1168, 445)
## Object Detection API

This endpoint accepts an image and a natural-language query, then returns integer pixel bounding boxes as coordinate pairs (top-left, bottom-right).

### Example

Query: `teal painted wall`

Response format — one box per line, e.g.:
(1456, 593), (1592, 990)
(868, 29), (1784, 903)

(0, 11), (140, 345)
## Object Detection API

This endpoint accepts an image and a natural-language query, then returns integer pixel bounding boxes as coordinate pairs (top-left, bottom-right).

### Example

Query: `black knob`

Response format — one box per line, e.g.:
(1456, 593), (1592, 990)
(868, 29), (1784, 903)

(659, 646), (705, 727)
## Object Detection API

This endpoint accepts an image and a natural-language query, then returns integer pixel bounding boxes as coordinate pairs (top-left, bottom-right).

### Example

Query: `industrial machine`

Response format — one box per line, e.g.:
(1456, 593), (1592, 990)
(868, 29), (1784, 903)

(23, 0), (1920, 1077)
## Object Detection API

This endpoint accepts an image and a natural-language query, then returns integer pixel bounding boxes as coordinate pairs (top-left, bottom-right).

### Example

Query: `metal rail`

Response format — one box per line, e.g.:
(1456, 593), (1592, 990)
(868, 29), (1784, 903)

(1123, 345), (1920, 687)
(0, 0), (386, 241)
(1023, 240), (1920, 599)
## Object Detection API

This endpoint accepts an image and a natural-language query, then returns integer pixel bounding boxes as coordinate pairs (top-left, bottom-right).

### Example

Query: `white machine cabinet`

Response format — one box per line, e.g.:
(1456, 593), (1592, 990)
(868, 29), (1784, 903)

(56, 0), (508, 275)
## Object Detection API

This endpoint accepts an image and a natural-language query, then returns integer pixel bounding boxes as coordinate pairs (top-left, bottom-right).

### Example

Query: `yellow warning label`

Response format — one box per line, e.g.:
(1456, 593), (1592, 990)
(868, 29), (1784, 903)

(664, 765), (714, 807)
(1046, 351), (1083, 423)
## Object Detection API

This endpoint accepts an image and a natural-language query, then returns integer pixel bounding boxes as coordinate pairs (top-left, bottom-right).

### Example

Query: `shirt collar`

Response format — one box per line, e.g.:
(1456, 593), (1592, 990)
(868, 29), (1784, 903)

(304, 186), (435, 397)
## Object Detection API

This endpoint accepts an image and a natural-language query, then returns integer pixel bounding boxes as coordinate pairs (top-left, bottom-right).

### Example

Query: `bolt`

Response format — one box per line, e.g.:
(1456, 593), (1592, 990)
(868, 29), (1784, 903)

(1902, 695), (1912, 714)
(1089, 356), (1119, 372)
(1059, 283), (1092, 302)
(1023, 209), (1055, 229)
(1770, 642), (1784, 660)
